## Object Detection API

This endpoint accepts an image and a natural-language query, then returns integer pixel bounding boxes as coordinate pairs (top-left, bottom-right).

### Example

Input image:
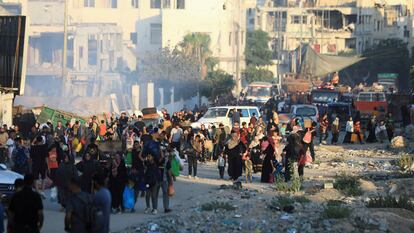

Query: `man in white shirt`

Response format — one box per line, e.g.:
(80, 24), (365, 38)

(169, 124), (183, 153)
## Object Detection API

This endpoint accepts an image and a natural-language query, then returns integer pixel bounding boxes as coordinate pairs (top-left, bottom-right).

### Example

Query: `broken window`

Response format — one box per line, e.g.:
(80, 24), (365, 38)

(177, 0), (185, 9)
(150, 0), (161, 9)
(150, 24), (162, 44)
(84, 0), (95, 7)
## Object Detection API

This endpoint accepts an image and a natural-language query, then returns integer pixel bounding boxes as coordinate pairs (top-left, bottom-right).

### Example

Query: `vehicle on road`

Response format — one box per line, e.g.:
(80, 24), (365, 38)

(243, 82), (280, 105)
(0, 164), (23, 203)
(191, 106), (261, 129)
(354, 92), (387, 121)
(279, 104), (319, 125)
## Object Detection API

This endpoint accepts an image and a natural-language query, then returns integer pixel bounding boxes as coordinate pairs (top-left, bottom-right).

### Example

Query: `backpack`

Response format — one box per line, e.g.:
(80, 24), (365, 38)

(76, 194), (105, 232)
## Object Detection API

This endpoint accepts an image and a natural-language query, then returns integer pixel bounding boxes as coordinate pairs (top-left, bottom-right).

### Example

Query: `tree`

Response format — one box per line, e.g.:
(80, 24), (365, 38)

(243, 66), (274, 83)
(179, 33), (212, 79)
(245, 30), (273, 66)
(201, 70), (235, 98)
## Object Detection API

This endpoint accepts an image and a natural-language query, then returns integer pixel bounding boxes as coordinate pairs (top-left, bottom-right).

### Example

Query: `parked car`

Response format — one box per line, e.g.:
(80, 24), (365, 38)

(191, 106), (261, 129)
(0, 164), (23, 203)
(279, 104), (319, 125)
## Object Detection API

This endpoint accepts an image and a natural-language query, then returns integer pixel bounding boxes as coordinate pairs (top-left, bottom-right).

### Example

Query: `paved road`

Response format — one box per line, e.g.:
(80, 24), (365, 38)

(41, 161), (265, 233)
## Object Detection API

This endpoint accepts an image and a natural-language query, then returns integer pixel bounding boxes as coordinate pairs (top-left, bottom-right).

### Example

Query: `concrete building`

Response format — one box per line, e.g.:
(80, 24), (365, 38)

(254, 0), (414, 76)
(135, 0), (247, 91)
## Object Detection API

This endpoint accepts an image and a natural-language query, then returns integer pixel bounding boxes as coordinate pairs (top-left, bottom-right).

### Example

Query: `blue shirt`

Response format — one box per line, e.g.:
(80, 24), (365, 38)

(93, 188), (111, 233)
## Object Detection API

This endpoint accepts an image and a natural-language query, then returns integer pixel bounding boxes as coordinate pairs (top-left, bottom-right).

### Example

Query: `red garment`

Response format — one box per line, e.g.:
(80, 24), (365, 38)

(240, 128), (248, 145)
(354, 121), (361, 133)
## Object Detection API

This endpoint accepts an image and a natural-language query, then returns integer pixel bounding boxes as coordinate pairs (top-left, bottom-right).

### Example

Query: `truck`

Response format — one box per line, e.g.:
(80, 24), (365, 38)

(354, 91), (387, 123)
(35, 106), (87, 126)
(243, 81), (280, 105)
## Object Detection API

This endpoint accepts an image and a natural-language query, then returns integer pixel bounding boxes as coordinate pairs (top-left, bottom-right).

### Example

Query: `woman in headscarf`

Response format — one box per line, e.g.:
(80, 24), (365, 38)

(283, 132), (304, 181)
(260, 131), (281, 183)
(331, 117), (340, 145)
(108, 153), (127, 213)
(224, 133), (245, 181)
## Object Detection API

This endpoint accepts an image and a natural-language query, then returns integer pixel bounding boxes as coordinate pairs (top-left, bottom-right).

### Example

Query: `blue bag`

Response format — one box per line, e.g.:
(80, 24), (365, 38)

(123, 186), (135, 210)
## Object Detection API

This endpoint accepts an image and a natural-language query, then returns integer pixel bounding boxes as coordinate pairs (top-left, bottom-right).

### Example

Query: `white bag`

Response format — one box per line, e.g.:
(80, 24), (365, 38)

(174, 149), (184, 168)
(50, 187), (57, 202)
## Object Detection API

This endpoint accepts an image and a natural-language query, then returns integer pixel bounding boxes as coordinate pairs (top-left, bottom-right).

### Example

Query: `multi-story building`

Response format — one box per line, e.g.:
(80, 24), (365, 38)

(136, 0), (247, 91)
(254, 0), (413, 76)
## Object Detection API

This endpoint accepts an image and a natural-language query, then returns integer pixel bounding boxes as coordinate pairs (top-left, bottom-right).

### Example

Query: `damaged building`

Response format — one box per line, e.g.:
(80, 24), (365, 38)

(253, 0), (413, 75)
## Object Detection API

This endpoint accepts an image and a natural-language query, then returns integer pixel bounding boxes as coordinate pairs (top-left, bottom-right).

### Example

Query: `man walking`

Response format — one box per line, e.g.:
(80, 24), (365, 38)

(8, 174), (44, 233)
(64, 177), (90, 233)
(92, 174), (111, 233)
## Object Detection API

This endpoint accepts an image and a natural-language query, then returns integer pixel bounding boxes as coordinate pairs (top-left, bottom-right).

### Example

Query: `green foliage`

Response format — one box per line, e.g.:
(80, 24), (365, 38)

(200, 70), (235, 98)
(205, 57), (219, 72)
(243, 65), (274, 83)
(180, 32), (211, 60)
(201, 201), (236, 211)
(366, 195), (414, 211)
(334, 174), (363, 196)
(274, 171), (301, 193)
(397, 154), (414, 171)
(245, 30), (273, 66)
(293, 196), (311, 204)
(323, 206), (352, 219)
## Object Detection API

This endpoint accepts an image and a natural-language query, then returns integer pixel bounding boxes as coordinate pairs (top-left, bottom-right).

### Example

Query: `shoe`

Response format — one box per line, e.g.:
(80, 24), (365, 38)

(144, 208), (151, 214)
(164, 209), (172, 213)
(194, 176), (198, 180)
(188, 175), (192, 179)
(151, 209), (158, 215)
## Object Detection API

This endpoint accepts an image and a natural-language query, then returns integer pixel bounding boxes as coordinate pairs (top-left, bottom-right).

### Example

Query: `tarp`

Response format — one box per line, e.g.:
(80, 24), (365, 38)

(300, 45), (364, 78)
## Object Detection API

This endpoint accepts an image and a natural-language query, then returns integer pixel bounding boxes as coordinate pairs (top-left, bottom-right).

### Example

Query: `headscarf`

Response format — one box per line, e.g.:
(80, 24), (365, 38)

(227, 133), (239, 150)
(111, 154), (121, 177)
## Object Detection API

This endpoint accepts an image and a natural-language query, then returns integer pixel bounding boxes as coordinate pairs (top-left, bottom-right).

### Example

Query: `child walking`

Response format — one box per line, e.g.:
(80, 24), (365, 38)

(217, 152), (226, 179)
(243, 152), (253, 183)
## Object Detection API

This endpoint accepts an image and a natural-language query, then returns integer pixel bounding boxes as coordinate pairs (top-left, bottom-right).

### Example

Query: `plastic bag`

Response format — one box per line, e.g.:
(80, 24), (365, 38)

(50, 187), (57, 202)
(171, 158), (180, 177)
(123, 186), (135, 210)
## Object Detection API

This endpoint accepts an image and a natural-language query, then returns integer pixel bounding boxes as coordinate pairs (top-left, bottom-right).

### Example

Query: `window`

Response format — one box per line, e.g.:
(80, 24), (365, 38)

(177, 0), (185, 9)
(291, 15), (306, 24)
(131, 0), (139, 8)
(150, 0), (161, 8)
(84, 0), (95, 7)
(291, 15), (300, 24)
(150, 24), (162, 44)
(163, 0), (171, 8)
(229, 32), (232, 46)
(249, 109), (259, 118)
(88, 37), (97, 65)
(130, 32), (137, 44)
(110, 0), (117, 8)
(239, 109), (249, 118)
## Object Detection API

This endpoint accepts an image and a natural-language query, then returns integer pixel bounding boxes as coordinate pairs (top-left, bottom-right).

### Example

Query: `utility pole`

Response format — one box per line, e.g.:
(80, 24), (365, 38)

(61, 0), (68, 97)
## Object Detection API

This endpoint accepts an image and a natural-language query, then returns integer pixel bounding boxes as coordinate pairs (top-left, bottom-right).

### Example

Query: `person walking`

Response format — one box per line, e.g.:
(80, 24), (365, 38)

(158, 146), (173, 213)
(76, 152), (100, 193)
(144, 154), (160, 215)
(108, 153), (127, 214)
(343, 117), (354, 144)
(331, 117), (340, 145)
(92, 173), (111, 233)
(217, 152), (226, 179)
(319, 114), (329, 144)
(56, 154), (78, 210)
(188, 135), (201, 179)
(354, 118), (364, 144)
(64, 177), (90, 233)
(8, 174), (44, 233)
(30, 136), (49, 198)
(225, 133), (244, 181)
(169, 124), (183, 154)
(12, 137), (30, 175)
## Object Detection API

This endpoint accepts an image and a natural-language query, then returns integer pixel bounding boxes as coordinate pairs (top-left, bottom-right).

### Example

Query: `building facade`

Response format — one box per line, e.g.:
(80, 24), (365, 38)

(254, 0), (414, 76)
(135, 0), (247, 91)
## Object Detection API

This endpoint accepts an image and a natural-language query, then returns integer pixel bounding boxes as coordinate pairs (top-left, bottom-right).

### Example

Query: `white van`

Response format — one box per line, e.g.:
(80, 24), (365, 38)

(191, 106), (261, 129)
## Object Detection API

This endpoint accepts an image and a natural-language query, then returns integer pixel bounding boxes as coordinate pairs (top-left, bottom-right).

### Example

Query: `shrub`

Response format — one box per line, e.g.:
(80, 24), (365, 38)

(366, 195), (414, 211)
(323, 206), (352, 219)
(334, 174), (363, 196)
(201, 201), (236, 211)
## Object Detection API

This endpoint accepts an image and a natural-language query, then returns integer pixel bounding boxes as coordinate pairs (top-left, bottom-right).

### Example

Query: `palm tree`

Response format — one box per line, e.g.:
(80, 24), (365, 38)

(179, 33), (212, 79)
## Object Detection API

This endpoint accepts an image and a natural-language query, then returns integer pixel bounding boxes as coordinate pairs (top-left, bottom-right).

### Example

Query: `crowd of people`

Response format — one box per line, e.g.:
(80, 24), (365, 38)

(0, 102), (406, 233)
